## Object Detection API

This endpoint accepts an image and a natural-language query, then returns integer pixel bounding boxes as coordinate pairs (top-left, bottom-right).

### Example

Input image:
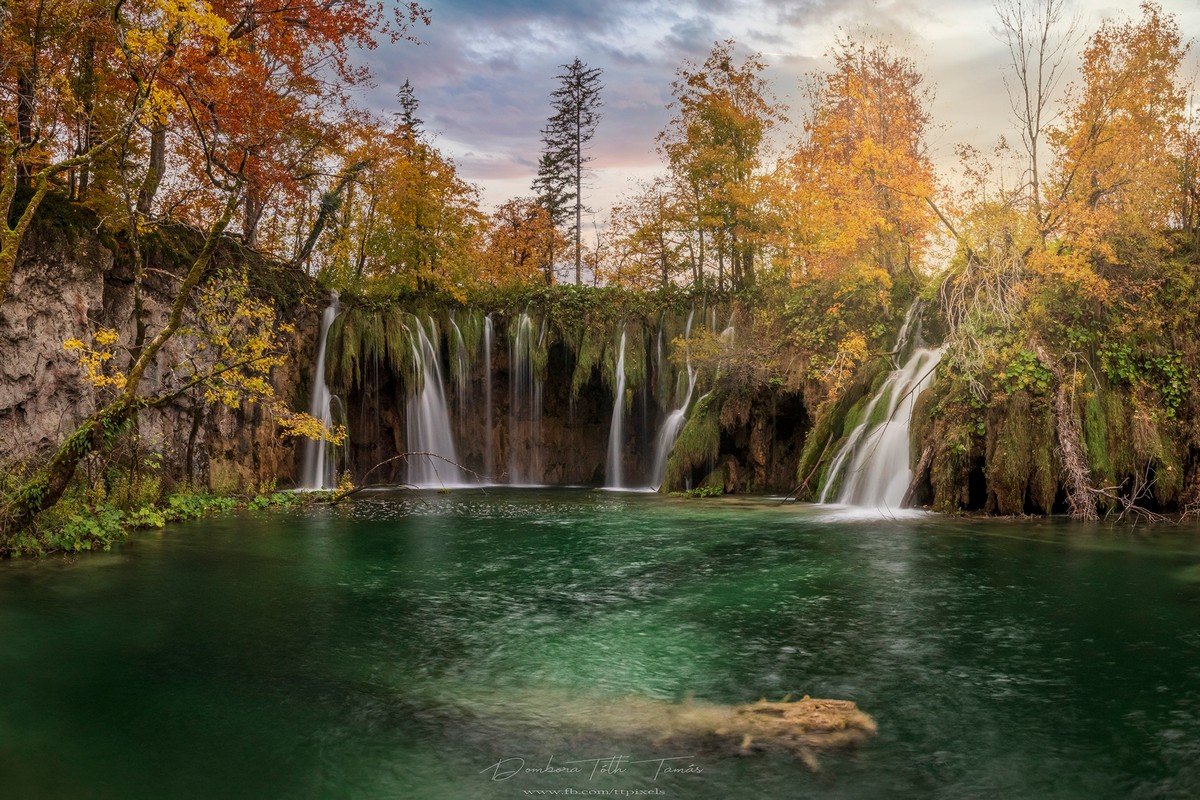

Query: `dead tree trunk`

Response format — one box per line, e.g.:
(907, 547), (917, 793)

(1033, 343), (1097, 521)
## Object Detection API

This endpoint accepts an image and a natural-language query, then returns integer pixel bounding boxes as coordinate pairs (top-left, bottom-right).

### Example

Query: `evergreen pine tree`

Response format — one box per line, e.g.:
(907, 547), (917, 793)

(395, 79), (424, 138)
(532, 58), (602, 284)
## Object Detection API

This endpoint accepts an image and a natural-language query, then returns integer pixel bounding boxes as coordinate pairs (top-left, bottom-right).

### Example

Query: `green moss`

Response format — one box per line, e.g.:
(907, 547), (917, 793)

(987, 391), (1034, 514)
(1155, 437), (1184, 505)
(794, 404), (836, 498)
(699, 463), (728, 492)
(929, 420), (974, 513)
(1082, 379), (1112, 483)
(909, 385), (936, 457)
(384, 307), (416, 384)
(792, 356), (891, 499)
(326, 306), (421, 393)
(839, 395), (870, 439)
(1028, 404), (1058, 513)
(571, 322), (605, 397)
(864, 384), (897, 427)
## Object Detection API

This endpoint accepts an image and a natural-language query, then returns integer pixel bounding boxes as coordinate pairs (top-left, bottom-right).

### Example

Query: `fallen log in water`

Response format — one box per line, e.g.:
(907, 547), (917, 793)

(585, 695), (877, 768)
(459, 690), (877, 770)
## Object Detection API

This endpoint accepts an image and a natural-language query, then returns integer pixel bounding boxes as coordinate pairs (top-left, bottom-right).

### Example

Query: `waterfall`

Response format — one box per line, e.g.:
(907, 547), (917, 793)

(483, 315), (494, 483)
(648, 367), (696, 490)
(405, 316), (467, 487)
(648, 310), (696, 490)
(449, 313), (469, 424)
(605, 329), (628, 489)
(299, 292), (342, 490)
(820, 304), (942, 509)
(508, 312), (543, 484)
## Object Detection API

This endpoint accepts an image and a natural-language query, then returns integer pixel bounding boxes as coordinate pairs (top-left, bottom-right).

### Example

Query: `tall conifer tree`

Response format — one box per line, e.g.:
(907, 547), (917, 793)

(533, 58), (602, 284)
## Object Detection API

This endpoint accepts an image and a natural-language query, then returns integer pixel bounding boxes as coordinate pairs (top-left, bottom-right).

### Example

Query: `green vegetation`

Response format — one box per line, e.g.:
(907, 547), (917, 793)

(0, 465), (322, 558)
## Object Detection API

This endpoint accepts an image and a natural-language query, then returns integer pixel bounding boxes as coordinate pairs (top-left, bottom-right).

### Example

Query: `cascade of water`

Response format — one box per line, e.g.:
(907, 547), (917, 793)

(508, 312), (543, 484)
(449, 313), (469, 425)
(647, 310), (698, 490)
(819, 303), (942, 509)
(605, 329), (628, 488)
(483, 315), (494, 482)
(406, 316), (467, 487)
(299, 292), (342, 490)
(649, 367), (696, 490)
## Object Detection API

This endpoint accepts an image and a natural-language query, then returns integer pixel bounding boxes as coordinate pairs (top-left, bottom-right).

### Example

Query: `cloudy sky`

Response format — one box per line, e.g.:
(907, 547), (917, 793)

(352, 0), (1200, 213)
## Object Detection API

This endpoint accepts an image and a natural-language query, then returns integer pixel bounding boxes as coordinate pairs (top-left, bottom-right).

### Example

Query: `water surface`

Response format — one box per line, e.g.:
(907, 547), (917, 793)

(2, 490), (1199, 798)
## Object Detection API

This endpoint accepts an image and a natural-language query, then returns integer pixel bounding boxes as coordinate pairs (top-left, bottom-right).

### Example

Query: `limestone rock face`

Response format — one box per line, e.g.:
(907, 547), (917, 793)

(0, 223), (111, 457)
(0, 217), (310, 491)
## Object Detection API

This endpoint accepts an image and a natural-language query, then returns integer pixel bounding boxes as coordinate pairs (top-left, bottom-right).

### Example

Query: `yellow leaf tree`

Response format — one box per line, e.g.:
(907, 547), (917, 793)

(659, 39), (785, 291)
(1043, 1), (1188, 274)
(779, 35), (938, 286)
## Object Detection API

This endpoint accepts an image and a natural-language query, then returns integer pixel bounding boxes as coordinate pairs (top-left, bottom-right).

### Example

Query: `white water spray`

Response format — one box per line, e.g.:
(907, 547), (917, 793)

(820, 303), (942, 509)
(605, 329), (628, 488)
(648, 310), (697, 490)
(483, 315), (494, 482)
(299, 292), (341, 490)
(406, 316), (467, 487)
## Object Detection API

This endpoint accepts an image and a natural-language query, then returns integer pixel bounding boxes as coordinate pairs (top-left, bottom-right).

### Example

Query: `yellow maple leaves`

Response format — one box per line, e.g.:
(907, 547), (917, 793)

(64, 329), (128, 390)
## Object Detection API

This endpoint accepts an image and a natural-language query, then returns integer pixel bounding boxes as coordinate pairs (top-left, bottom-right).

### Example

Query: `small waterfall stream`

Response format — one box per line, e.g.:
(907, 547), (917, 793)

(406, 316), (467, 487)
(820, 303), (942, 509)
(299, 292), (341, 490)
(605, 329), (628, 489)
(648, 309), (697, 490)
(449, 314), (469, 425)
(483, 315), (494, 482)
(508, 312), (543, 484)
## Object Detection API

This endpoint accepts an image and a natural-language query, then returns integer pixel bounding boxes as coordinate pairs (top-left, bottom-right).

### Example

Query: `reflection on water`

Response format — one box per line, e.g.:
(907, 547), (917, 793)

(2, 489), (1200, 799)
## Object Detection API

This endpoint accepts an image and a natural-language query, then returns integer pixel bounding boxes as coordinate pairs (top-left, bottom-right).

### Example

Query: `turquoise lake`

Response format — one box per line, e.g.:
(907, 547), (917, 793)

(2, 489), (1199, 798)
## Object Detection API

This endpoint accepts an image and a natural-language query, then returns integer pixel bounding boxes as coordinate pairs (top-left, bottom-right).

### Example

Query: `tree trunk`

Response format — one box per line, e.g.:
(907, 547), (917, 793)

(74, 36), (98, 200)
(2, 402), (133, 537)
(136, 125), (167, 217)
(717, 241), (725, 292)
(16, 69), (36, 185)
(574, 138), (582, 285)
(243, 183), (265, 248)
(185, 401), (204, 485)
(1033, 343), (1097, 521)
(291, 165), (365, 271)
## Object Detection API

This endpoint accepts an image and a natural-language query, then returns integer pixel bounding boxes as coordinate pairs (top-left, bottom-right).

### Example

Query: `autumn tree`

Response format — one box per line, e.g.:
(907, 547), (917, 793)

(131, 0), (430, 248)
(784, 35), (936, 285)
(314, 105), (482, 296)
(1043, 1), (1189, 269)
(0, 0), (163, 306)
(0, 0), (426, 541)
(605, 177), (691, 289)
(480, 197), (564, 286)
(533, 57), (603, 285)
(1178, 107), (1200, 242)
(660, 40), (783, 292)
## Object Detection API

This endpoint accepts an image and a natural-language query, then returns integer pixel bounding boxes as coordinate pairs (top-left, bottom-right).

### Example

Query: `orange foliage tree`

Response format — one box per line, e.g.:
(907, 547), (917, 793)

(480, 198), (564, 287)
(779, 35), (937, 287)
(1042, 0), (1189, 282)
(659, 40), (784, 291)
(1, 0), (426, 537)
(315, 112), (483, 296)
(604, 177), (693, 290)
